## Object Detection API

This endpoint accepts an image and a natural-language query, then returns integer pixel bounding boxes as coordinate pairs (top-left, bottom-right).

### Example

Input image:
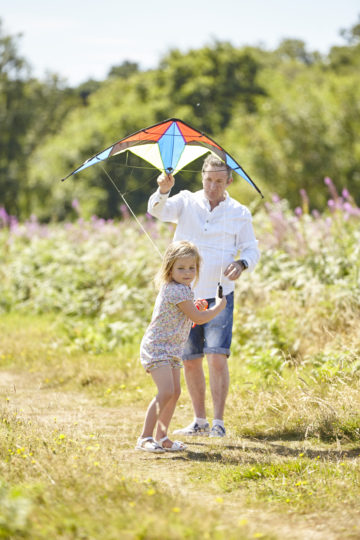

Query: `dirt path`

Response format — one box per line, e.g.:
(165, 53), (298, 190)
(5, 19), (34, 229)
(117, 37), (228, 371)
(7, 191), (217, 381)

(0, 370), (351, 539)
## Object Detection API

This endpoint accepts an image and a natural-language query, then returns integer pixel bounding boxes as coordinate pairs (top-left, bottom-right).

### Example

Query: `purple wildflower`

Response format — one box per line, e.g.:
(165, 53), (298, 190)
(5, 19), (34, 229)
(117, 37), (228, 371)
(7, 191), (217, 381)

(0, 207), (9, 227)
(327, 199), (336, 212)
(324, 177), (339, 200)
(343, 202), (360, 216)
(72, 199), (80, 214)
(299, 188), (309, 214)
(9, 216), (19, 230)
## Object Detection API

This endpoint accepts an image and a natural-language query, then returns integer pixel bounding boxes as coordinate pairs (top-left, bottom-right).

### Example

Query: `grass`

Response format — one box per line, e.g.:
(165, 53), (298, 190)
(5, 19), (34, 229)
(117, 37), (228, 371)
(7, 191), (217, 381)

(1, 313), (360, 539)
(1, 174), (360, 538)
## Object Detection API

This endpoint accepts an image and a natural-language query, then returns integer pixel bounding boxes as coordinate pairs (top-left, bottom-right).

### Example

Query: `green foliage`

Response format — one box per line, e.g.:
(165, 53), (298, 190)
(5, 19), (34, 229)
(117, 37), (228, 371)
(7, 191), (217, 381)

(1, 180), (360, 537)
(107, 60), (139, 79)
(0, 20), (85, 217)
(0, 481), (32, 537)
(225, 66), (360, 208)
(218, 457), (360, 511)
(0, 412), (237, 540)
(1, 187), (359, 369)
(2, 18), (360, 219)
(1, 314), (360, 538)
(159, 41), (265, 133)
(0, 216), (176, 352)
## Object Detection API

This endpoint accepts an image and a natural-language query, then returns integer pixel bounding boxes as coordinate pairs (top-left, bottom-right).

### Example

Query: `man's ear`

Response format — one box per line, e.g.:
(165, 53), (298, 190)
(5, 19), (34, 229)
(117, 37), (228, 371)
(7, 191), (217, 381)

(226, 176), (233, 186)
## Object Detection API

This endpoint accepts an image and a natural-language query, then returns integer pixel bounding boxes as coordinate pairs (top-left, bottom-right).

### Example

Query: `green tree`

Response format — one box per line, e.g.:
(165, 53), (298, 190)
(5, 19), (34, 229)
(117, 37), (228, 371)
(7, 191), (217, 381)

(225, 62), (360, 208)
(159, 41), (265, 134)
(108, 61), (139, 79)
(0, 19), (30, 214)
(274, 38), (319, 65)
(0, 19), (87, 217)
(23, 22), (360, 219)
(328, 18), (360, 71)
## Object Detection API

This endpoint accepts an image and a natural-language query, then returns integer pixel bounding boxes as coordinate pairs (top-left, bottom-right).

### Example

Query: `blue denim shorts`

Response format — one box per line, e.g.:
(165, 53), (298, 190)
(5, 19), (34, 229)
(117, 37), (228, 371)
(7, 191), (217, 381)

(182, 292), (234, 360)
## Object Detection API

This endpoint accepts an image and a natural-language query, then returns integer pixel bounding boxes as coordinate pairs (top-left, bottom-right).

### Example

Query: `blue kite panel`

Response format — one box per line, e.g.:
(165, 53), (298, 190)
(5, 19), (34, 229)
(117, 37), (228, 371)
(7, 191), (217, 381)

(76, 148), (112, 173)
(225, 154), (252, 184)
(158, 122), (185, 172)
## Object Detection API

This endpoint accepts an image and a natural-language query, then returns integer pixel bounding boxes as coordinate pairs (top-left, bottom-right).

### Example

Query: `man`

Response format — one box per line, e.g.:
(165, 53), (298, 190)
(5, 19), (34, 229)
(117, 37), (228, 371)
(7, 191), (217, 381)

(147, 155), (260, 437)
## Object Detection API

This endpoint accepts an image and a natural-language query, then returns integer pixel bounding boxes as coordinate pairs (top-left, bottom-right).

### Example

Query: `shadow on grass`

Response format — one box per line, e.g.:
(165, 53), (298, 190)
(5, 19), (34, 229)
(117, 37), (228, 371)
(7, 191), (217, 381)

(163, 439), (360, 464)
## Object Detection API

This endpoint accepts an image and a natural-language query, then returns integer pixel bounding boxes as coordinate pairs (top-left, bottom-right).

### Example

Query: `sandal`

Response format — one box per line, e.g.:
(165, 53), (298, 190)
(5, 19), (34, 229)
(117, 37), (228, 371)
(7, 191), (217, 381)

(135, 437), (165, 453)
(157, 436), (187, 452)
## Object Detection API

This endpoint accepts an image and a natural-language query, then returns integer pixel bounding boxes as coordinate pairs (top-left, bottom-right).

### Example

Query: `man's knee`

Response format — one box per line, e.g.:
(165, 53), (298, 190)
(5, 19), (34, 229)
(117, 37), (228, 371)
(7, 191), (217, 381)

(207, 354), (228, 373)
(183, 356), (204, 374)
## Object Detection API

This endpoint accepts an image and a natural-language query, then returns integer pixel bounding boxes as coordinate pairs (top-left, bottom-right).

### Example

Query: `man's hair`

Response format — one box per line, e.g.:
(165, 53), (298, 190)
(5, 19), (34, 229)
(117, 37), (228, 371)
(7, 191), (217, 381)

(155, 241), (202, 288)
(202, 154), (232, 179)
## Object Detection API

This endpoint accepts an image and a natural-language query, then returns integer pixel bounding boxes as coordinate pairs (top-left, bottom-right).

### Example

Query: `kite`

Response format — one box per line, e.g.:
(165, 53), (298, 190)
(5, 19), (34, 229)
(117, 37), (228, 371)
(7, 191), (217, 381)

(62, 118), (263, 198)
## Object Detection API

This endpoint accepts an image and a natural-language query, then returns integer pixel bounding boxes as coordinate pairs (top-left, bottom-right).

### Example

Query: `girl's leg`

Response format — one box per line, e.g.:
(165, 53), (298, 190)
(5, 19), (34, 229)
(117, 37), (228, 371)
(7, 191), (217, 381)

(155, 368), (181, 444)
(140, 365), (175, 439)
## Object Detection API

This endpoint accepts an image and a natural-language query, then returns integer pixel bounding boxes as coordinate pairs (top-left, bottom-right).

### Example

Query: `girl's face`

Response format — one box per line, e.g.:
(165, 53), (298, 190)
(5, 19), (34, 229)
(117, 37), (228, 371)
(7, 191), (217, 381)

(171, 255), (197, 286)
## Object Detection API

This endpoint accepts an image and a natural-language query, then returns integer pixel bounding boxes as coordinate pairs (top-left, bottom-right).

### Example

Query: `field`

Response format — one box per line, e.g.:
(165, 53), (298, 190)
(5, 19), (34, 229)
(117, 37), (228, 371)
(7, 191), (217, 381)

(1, 182), (360, 539)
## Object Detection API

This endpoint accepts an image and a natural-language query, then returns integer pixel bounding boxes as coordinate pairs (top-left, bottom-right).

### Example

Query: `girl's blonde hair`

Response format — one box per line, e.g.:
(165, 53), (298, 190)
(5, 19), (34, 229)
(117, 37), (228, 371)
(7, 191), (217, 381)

(155, 241), (201, 288)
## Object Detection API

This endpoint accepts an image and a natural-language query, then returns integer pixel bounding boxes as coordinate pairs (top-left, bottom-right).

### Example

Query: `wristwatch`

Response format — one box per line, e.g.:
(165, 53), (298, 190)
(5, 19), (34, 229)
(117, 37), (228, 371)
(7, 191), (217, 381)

(239, 259), (248, 270)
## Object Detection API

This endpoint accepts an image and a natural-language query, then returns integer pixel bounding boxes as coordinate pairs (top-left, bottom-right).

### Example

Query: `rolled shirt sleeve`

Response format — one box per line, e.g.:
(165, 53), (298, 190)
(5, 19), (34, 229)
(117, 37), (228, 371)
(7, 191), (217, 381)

(148, 188), (183, 223)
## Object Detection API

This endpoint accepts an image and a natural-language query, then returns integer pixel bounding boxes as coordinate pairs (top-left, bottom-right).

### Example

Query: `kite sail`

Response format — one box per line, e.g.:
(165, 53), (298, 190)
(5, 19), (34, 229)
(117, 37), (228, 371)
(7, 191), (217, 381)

(62, 118), (263, 197)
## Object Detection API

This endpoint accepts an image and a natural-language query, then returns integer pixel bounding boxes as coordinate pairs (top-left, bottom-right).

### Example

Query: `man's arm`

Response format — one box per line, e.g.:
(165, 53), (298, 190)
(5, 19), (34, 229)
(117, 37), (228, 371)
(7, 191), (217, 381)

(224, 214), (260, 280)
(236, 239), (260, 272)
(148, 173), (183, 222)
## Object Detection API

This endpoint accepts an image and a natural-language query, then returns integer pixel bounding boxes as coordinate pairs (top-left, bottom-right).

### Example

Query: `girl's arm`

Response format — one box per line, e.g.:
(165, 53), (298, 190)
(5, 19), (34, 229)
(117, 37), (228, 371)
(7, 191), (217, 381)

(177, 295), (226, 324)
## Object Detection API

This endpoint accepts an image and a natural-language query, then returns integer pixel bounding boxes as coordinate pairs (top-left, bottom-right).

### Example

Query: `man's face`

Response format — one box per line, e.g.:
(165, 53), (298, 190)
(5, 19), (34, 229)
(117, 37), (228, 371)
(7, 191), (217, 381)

(202, 167), (232, 206)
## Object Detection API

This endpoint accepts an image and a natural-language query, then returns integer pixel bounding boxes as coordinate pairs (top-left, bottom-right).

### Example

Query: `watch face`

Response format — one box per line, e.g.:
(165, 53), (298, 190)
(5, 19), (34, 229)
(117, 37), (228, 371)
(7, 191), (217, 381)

(241, 259), (248, 269)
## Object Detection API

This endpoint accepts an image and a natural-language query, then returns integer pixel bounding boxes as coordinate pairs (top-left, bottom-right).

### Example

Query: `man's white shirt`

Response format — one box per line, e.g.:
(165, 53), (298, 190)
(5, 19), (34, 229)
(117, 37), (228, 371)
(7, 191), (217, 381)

(148, 188), (260, 299)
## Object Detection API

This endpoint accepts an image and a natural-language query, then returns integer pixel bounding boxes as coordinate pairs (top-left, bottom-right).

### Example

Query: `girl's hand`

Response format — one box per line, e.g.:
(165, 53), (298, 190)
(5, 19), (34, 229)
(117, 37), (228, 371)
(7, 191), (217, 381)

(157, 173), (175, 194)
(215, 295), (227, 309)
(194, 299), (208, 312)
(179, 298), (225, 324)
(214, 283), (226, 309)
(192, 299), (208, 327)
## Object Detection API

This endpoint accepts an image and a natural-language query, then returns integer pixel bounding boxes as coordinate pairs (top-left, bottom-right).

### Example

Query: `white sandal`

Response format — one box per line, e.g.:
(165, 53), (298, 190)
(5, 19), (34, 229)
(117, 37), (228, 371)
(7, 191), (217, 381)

(157, 436), (187, 452)
(135, 437), (165, 453)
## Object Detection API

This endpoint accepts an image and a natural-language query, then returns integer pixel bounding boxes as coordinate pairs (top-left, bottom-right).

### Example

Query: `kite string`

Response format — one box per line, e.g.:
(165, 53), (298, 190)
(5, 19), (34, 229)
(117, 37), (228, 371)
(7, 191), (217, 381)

(100, 165), (163, 260)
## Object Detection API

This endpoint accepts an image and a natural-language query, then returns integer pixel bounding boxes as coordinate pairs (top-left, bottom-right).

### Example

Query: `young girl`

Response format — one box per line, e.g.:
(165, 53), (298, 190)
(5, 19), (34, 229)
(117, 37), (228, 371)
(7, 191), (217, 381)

(136, 241), (227, 453)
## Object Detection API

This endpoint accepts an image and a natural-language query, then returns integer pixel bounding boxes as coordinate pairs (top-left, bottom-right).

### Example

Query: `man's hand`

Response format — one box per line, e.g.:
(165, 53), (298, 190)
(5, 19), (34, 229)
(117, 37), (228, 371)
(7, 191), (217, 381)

(224, 261), (244, 281)
(157, 173), (175, 194)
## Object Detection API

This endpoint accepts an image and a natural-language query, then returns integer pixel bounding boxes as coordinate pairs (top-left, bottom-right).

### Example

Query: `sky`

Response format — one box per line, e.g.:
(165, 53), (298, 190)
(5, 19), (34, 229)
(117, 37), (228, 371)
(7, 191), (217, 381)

(1, 0), (359, 86)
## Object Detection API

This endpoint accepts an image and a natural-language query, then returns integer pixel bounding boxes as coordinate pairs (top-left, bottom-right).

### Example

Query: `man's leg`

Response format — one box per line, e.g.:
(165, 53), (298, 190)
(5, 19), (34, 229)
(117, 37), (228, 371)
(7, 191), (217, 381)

(207, 353), (229, 421)
(173, 356), (210, 435)
(203, 292), (233, 437)
(183, 356), (206, 418)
